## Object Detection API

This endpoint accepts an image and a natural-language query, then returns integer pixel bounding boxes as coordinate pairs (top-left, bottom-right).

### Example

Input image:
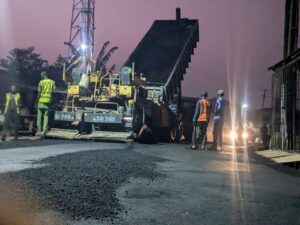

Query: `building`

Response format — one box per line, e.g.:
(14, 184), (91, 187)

(269, 0), (300, 150)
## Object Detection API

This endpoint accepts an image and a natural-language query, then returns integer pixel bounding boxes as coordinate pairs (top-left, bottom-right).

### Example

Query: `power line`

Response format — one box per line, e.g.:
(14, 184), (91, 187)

(189, 64), (227, 86)
(188, 67), (224, 87)
(191, 64), (227, 86)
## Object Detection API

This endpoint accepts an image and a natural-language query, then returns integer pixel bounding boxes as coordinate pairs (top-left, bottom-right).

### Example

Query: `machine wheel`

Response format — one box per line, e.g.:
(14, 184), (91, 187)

(169, 120), (185, 143)
(170, 128), (177, 142)
(78, 121), (92, 134)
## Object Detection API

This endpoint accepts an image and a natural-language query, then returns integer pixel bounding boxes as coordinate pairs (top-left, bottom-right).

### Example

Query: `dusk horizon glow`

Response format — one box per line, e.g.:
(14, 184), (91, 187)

(0, 0), (285, 109)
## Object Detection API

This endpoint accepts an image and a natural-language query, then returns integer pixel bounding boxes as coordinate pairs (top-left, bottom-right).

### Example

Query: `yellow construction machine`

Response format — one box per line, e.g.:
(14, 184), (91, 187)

(47, 2), (199, 142)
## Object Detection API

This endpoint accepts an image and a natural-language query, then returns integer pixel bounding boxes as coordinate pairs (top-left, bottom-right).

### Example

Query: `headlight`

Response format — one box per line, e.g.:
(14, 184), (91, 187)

(242, 131), (249, 139)
(230, 130), (237, 140)
(123, 117), (133, 122)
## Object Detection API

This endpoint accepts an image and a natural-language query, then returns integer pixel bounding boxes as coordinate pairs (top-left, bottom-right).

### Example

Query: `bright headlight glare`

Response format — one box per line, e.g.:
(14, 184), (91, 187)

(230, 130), (237, 140)
(242, 131), (249, 139)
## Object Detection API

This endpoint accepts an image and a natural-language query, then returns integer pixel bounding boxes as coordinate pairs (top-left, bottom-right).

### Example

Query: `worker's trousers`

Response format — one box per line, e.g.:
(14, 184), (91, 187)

(192, 121), (208, 150)
(1, 110), (19, 141)
(212, 119), (223, 149)
(37, 103), (50, 133)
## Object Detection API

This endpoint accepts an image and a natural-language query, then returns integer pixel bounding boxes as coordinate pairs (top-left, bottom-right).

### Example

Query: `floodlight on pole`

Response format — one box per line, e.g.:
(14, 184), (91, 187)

(241, 103), (248, 127)
(81, 43), (87, 50)
(242, 103), (248, 109)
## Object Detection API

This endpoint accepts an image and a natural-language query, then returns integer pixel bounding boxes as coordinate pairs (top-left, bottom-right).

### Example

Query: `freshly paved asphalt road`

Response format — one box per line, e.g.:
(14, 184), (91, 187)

(0, 141), (126, 173)
(0, 140), (299, 225)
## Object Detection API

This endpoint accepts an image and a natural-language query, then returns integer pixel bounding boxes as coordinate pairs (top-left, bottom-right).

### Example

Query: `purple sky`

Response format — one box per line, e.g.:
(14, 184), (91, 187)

(0, 0), (285, 109)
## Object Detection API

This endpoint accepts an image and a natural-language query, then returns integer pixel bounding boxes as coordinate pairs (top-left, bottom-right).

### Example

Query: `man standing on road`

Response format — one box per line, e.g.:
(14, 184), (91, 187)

(1, 85), (21, 141)
(36, 71), (56, 136)
(260, 123), (269, 148)
(210, 89), (225, 151)
(191, 91), (211, 150)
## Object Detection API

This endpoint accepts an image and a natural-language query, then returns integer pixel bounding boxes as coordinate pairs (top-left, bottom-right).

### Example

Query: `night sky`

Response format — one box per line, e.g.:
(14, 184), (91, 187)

(0, 0), (285, 109)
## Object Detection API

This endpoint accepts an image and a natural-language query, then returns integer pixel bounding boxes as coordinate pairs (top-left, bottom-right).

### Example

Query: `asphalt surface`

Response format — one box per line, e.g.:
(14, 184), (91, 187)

(0, 139), (69, 150)
(0, 140), (299, 225)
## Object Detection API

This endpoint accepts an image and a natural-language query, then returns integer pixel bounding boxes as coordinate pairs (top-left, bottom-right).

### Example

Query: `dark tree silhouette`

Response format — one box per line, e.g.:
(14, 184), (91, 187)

(108, 64), (116, 73)
(95, 42), (118, 74)
(0, 47), (47, 86)
(95, 41), (110, 68)
(47, 54), (67, 87)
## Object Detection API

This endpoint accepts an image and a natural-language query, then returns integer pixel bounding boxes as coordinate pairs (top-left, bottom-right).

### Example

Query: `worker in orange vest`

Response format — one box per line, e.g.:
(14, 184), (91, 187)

(191, 91), (211, 150)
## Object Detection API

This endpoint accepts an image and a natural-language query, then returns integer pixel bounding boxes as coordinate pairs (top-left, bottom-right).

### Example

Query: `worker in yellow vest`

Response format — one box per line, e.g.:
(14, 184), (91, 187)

(191, 91), (211, 150)
(36, 71), (56, 136)
(1, 85), (21, 141)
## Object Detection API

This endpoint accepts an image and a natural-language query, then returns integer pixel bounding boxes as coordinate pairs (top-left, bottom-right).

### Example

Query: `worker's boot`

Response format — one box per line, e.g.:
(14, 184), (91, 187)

(35, 131), (43, 139)
(36, 131), (43, 137)
(13, 131), (18, 141)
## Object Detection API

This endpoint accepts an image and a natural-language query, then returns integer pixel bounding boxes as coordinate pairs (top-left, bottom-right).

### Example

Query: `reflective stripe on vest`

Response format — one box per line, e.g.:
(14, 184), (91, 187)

(38, 79), (54, 103)
(4, 92), (20, 114)
(197, 99), (210, 121)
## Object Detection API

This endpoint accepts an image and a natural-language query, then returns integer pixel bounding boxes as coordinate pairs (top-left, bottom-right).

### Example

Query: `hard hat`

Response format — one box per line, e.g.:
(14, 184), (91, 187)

(201, 91), (208, 98)
(217, 89), (224, 95)
(41, 71), (47, 77)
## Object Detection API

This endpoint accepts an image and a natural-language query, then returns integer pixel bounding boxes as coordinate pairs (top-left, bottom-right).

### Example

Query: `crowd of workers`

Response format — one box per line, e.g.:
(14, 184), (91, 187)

(1, 72), (56, 141)
(191, 89), (225, 151)
(190, 89), (271, 150)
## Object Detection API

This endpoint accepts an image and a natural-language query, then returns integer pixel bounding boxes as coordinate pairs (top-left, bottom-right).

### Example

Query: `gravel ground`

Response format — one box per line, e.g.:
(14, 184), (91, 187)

(0, 139), (69, 150)
(1, 145), (166, 222)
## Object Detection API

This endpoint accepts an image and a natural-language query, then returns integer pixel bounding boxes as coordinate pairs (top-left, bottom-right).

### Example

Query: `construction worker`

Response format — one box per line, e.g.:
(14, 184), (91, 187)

(260, 123), (269, 148)
(191, 91), (211, 150)
(1, 85), (21, 141)
(210, 89), (225, 151)
(36, 71), (56, 136)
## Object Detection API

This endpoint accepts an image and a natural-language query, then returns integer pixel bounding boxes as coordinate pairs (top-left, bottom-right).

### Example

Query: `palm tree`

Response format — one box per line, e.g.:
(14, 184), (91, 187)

(95, 42), (119, 74)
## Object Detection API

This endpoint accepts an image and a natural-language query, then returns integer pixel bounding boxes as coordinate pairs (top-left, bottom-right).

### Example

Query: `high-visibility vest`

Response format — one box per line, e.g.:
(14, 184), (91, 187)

(4, 92), (21, 114)
(38, 79), (55, 103)
(197, 99), (210, 122)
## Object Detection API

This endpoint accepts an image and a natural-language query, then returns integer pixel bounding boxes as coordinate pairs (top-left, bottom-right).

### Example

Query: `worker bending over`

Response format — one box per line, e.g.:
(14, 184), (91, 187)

(191, 91), (211, 150)
(1, 85), (21, 141)
(210, 89), (225, 151)
(36, 71), (56, 136)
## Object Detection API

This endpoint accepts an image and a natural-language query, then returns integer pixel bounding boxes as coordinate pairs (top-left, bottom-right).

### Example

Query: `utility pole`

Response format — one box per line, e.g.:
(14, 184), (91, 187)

(261, 88), (267, 110)
(284, 0), (299, 58)
(260, 88), (268, 127)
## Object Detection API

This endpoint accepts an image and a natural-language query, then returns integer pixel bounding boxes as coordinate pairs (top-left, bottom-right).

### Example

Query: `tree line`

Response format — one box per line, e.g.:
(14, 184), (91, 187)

(0, 42), (118, 89)
(0, 47), (65, 88)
